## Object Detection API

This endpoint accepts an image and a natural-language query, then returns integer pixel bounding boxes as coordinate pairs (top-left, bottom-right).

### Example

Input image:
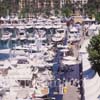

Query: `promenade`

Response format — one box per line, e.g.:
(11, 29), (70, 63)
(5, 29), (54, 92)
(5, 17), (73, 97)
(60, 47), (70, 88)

(63, 85), (80, 100)
(62, 34), (87, 100)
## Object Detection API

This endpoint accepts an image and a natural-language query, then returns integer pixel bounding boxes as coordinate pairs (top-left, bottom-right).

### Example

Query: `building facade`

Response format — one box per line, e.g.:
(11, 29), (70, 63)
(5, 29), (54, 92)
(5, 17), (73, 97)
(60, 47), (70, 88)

(18, 0), (67, 16)
(70, 0), (88, 15)
(0, 0), (89, 17)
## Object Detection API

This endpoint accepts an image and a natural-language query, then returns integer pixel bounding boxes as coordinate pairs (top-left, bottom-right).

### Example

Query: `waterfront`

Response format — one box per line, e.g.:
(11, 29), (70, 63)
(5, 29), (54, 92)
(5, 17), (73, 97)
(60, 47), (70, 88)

(0, 15), (100, 100)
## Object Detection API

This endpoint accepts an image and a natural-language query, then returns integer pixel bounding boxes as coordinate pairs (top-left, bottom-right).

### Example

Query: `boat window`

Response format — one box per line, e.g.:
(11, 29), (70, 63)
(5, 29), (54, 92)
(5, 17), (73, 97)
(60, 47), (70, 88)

(57, 30), (64, 33)
(27, 50), (36, 53)
(0, 64), (4, 66)
(70, 32), (74, 34)
(20, 33), (24, 35)
(17, 59), (29, 64)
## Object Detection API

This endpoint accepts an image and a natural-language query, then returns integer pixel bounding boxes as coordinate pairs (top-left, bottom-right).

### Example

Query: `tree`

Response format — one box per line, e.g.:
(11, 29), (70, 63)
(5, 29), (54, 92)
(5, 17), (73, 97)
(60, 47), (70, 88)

(0, 0), (19, 16)
(84, 3), (96, 17)
(87, 34), (100, 76)
(95, 12), (100, 22)
(61, 7), (72, 17)
(84, 0), (100, 17)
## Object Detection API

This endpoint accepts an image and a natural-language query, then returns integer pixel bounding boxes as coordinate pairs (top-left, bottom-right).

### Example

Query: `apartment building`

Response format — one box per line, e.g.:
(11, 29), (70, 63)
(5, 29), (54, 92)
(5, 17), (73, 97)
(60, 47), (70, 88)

(18, 0), (67, 13)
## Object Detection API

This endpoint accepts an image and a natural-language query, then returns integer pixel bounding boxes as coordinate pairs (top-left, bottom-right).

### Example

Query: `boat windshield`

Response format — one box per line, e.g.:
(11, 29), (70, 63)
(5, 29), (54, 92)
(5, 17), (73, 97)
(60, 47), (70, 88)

(17, 59), (29, 64)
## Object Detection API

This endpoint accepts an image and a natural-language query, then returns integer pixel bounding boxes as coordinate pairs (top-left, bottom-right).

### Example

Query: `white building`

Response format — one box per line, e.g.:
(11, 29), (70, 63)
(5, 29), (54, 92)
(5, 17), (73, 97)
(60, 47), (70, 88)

(79, 39), (100, 100)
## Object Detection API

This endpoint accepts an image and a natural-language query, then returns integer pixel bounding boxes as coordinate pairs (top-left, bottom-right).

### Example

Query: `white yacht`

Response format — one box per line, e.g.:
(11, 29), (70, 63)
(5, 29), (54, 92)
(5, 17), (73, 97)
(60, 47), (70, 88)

(1, 32), (12, 41)
(68, 26), (81, 42)
(17, 30), (26, 40)
(52, 28), (66, 42)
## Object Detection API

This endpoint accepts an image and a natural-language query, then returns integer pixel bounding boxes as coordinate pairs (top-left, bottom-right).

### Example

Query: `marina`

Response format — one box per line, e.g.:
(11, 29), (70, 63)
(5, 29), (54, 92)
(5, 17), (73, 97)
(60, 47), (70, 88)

(0, 15), (100, 100)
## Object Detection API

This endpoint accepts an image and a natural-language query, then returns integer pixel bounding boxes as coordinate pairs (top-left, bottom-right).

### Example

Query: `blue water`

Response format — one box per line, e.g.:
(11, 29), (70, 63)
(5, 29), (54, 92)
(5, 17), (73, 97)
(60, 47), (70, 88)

(49, 33), (67, 100)
(0, 40), (14, 49)
(0, 53), (9, 60)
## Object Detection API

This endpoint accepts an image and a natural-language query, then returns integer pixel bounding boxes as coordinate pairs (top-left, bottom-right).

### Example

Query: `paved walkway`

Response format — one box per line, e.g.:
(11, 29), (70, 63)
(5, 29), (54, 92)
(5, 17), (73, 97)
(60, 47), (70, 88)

(62, 35), (87, 100)
(63, 84), (80, 100)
